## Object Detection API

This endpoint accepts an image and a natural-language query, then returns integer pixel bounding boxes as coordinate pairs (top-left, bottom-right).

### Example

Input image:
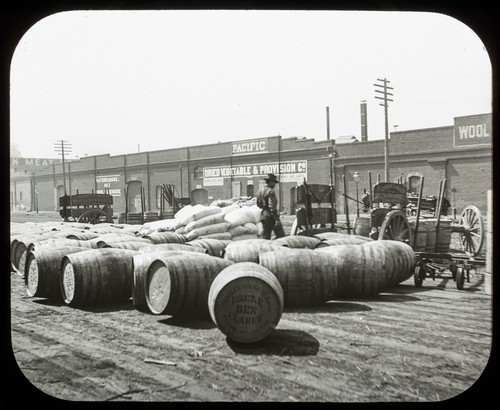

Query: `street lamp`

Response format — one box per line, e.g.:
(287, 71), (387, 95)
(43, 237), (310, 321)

(353, 171), (360, 217)
(393, 124), (399, 133)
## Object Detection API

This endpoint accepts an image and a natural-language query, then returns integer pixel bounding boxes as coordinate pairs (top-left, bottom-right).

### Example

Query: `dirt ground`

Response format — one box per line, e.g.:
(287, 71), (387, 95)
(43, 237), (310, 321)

(7, 212), (495, 403)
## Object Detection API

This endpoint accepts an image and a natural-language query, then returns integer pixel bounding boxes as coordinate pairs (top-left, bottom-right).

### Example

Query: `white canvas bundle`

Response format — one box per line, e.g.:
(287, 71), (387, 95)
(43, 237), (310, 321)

(184, 211), (225, 234)
(246, 205), (262, 224)
(230, 233), (259, 241)
(197, 232), (232, 240)
(219, 203), (240, 215)
(185, 222), (230, 241)
(224, 207), (254, 228)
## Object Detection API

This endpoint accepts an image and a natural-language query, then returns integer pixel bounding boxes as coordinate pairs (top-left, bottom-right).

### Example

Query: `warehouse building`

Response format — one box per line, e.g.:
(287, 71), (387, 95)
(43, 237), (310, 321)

(10, 112), (492, 220)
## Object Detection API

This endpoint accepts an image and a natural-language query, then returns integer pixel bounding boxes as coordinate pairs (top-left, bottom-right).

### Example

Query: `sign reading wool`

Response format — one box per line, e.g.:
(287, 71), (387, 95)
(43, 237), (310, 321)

(453, 113), (492, 147)
(203, 160), (307, 186)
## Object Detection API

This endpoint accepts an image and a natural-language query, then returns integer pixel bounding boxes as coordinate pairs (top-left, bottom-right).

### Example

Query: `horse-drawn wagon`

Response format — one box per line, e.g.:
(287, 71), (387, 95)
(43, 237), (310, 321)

(289, 176), (485, 290)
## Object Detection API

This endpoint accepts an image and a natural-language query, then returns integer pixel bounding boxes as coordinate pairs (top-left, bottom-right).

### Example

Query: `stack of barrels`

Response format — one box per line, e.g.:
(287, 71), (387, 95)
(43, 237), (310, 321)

(12, 219), (417, 346)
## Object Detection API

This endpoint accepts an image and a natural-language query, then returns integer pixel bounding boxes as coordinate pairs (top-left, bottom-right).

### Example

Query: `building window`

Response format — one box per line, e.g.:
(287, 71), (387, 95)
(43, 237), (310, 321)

(194, 165), (203, 180)
(408, 176), (421, 194)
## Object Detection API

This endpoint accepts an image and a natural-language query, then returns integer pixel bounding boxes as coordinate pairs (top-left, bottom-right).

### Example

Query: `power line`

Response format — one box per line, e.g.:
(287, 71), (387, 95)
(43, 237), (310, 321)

(54, 139), (72, 195)
(374, 78), (394, 182)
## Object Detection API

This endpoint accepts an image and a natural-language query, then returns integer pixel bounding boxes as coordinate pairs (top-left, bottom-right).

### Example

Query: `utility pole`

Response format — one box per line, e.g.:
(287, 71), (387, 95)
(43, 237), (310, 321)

(326, 106), (331, 140)
(374, 78), (393, 182)
(54, 139), (72, 194)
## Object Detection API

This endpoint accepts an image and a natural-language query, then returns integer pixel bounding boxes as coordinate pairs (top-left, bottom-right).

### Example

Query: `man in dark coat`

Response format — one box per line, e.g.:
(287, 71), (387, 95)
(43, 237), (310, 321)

(256, 173), (285, 240)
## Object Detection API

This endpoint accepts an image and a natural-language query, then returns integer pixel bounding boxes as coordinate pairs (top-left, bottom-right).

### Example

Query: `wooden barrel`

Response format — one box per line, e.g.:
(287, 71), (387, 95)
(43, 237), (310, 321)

(145, 253), (233, 317)
(315, 235), (373, 248)
(223, 242), (283, 263)
(92, 234), (152, 248)
(102, 241), (151, 251)
(353, 215), (371, 237)
(362, 241), (416, 287)
(27, 238), (97, 254)
(187, 238), (230, 257)
(259, 248), (334, 306)
(314, 240), (416, 297)
(24, 246), (89, 300)
(421, 219), (437, 252)
(408, 219), (427, 252)
(436, 219), (453, 253)
(208, 262), (284, 343)
(142, 231), (187, 244)
(140, 243), (207, 254)
(60, 248), (139, 306)
(271, 235), (321, 249)
(65, 231), (100, 241)
(132, 250), (193, 312)
(20, 239), (97, 277)
(11, 231), (59, 272)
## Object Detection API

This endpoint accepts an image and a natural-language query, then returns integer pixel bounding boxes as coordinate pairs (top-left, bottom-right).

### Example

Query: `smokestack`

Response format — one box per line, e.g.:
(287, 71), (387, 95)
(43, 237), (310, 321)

(326, 106), (330, 140)
(360, 100), (368, 142)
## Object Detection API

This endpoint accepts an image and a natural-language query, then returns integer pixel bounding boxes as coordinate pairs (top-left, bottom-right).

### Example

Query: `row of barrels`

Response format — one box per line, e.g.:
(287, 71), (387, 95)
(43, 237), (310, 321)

(13, 224), (416, 344)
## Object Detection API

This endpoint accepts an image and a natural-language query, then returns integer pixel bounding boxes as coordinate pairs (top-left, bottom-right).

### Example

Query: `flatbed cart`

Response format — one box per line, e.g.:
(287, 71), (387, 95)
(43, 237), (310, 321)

(59, 191), (114, 224)
(411, 177), (485, 290)
(413, 252), (486, 290)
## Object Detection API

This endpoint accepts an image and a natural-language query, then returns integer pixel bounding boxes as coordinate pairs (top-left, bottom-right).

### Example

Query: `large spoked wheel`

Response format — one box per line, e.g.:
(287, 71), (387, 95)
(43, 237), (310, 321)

(77, 209), (113, 224)
(414, 260), (426, 288)
(378, 210), (412, 244)
(455, 266), (466, 290)
(458, 206), (484, 257)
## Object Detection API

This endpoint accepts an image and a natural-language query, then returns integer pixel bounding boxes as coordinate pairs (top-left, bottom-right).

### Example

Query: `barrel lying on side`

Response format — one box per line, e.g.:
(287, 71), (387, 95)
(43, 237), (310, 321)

(60, 248), (139, 306)
(145, 253), (233, 317)
(259, 248), (335, 307)
(24, 246), (89, 300)
(272, 235), (321, 249)
(142, 231), (187, 244)
(132, 250), (194, 312)
(315, 240), (416, 297)
(187, 238), (231, 257)
(140, 243), (208, 254)
(208, 262), (284, 343)
(223, 242), (283, 263)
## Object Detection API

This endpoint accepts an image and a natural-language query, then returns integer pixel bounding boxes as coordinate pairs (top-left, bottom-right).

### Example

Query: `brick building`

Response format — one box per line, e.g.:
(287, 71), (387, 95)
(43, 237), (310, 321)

(10, 112), (492, 219)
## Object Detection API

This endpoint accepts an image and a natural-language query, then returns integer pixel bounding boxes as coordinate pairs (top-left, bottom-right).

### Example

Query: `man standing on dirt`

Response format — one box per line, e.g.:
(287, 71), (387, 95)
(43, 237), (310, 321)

(256, 173), (285, 240)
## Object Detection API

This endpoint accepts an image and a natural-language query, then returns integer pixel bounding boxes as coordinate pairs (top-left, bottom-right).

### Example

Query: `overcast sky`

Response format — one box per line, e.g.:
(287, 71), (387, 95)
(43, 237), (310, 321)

(9, 10), (492, 160)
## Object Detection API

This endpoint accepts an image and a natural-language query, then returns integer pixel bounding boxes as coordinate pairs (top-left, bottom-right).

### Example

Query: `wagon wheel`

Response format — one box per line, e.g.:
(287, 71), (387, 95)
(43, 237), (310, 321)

(378, 210), (412, 244)
(449, 261), (458, 281)
(414, 260), (427, 288)
(290, 218), (322, 236)
(456, 266), (465, 290)
(458, 206), (484, 256)
(77, 209), (113, 224)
